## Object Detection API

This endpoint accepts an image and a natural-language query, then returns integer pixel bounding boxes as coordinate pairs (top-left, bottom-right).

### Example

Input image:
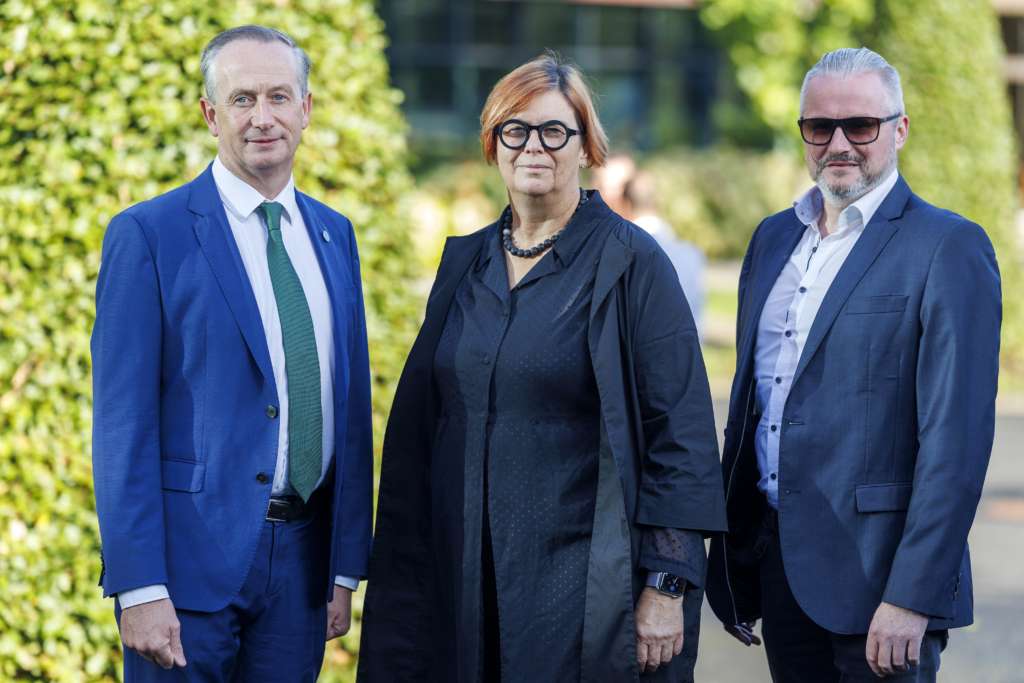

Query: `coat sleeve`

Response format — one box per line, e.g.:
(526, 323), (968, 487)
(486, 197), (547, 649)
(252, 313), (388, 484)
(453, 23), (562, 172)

(630, 243), (728, 535)
(91, 212), (168, 597)
(332, 217), (375, 579)
(881, 220), (1000, 618)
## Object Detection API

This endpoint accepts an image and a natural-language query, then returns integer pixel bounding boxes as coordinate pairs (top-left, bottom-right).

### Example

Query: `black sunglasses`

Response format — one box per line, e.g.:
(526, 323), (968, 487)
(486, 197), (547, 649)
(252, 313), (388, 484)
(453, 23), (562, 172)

(494, 119), (580, 151)
(797, 114), (901, 146)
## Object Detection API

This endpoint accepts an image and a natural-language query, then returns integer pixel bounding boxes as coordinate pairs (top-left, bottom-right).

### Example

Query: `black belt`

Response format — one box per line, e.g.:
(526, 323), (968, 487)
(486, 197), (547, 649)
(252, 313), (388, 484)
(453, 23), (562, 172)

(266, 495), (317, 523)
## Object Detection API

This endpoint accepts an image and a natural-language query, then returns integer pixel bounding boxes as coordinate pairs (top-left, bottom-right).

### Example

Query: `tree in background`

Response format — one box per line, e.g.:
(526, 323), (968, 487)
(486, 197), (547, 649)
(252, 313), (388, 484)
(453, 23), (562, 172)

(700, 0), (1024, 370)
(0, 1), (417, 680)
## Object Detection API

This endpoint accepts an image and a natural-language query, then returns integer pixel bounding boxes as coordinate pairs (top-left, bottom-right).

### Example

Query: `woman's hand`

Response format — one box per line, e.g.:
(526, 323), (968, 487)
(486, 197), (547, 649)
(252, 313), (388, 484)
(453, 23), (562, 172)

(635, 586), (684, 674)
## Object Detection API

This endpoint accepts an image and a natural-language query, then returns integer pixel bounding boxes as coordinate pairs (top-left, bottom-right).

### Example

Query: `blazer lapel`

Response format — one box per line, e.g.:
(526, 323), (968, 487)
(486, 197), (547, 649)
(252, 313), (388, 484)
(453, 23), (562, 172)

(295, 193), (352, 395)
(188, 166), (277, 395)
(791, 177), (912, 386)
(737, 218), (805, 364)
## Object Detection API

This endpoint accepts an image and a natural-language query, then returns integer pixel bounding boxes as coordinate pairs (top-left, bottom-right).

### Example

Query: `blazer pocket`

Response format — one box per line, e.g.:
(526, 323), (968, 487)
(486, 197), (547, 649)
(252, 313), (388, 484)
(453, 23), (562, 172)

(161, 458), (206, 493)
(846, 295), (909, 315)
(856, 482), (913, 512)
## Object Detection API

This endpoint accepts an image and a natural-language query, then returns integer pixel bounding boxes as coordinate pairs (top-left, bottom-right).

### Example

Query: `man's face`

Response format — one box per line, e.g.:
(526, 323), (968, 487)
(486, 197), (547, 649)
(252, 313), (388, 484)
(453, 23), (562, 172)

(200, 40), (311, 182)
(801, 72), (909, 205)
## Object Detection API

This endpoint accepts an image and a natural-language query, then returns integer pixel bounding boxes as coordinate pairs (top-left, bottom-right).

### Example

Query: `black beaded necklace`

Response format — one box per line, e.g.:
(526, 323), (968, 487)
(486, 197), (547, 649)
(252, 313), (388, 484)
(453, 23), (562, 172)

(502, 188), (588, 259)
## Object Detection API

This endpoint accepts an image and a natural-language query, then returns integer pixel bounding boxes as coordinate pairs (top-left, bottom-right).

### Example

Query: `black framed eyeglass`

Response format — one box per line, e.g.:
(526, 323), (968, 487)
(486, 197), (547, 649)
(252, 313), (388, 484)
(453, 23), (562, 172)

(494, 119), (580, 151)
(797, 114), (901, 146)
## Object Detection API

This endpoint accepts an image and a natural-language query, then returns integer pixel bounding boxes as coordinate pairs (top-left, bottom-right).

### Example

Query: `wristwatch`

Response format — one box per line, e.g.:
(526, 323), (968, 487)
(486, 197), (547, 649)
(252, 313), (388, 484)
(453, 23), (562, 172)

(646, 571), (685, 598)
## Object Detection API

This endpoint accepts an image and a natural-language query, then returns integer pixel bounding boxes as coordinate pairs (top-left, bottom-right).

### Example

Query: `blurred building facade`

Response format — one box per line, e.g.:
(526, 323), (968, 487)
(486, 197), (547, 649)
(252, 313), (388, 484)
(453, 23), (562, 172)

(376, 0), (770, 155)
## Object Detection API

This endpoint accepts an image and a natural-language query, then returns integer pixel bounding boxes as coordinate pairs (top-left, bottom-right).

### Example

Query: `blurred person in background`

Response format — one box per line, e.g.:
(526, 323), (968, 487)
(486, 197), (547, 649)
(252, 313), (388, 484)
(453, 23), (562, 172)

(706, 47), (1001, 682)
(91, 25), (373, 682)
(625, 170), (707, 340)
(592, 153), (636, 217)
(360, 52), (727, 683)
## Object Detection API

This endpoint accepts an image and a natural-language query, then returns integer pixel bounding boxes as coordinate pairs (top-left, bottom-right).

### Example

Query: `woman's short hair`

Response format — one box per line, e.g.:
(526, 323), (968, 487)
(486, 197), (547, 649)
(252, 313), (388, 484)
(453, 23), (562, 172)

(479, 52), (608, 168)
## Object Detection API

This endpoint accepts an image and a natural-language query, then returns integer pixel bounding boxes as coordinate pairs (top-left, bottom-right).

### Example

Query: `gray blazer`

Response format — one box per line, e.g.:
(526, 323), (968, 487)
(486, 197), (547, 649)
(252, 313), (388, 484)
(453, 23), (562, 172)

(706, 175), (1001, 633)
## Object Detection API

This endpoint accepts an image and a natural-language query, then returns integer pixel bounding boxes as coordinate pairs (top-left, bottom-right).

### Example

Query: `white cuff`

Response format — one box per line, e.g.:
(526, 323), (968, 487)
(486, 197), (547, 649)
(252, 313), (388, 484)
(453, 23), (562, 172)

(117, 584), (170, 609)
(334, 575), (360, 592)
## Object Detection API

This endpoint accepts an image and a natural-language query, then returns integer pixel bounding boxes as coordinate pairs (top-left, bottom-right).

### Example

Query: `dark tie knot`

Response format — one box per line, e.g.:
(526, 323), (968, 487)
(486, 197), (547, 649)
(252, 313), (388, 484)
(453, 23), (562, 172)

(256, 201), (284, 232)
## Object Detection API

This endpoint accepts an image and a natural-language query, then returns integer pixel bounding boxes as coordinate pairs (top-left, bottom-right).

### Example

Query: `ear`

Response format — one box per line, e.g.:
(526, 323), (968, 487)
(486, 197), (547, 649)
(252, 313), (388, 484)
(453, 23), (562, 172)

(200, 97), (219, 138)
(894, 114), (909, 152)
(301, 91), (313, 130)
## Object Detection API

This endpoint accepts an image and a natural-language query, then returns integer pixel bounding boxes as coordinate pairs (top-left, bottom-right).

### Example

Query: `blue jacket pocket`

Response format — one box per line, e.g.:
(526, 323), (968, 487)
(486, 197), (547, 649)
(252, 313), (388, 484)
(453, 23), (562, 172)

(161, 458), (206, 493)
(846, 295), (909, 314)
(856, 482), (913, 512)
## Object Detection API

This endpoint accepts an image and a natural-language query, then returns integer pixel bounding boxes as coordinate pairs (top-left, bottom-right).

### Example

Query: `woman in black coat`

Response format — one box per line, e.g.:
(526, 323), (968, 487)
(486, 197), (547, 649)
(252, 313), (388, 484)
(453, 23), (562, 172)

(358, 53), (728, 683)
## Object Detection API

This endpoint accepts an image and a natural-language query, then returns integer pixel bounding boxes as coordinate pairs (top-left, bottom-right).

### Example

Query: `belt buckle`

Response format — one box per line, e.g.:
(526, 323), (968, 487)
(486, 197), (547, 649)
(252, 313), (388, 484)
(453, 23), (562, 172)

(266, 498), (290, 523)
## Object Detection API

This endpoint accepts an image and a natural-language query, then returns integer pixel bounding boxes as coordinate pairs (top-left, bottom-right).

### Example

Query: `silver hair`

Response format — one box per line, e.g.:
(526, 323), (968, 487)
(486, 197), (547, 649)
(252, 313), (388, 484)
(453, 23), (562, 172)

(200, 25), (312, 104)
(799, 48), (904, 117)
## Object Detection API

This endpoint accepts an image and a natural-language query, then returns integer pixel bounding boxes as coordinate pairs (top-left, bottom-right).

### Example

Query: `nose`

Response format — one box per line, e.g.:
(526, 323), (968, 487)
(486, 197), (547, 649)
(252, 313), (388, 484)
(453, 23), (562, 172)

(825, 123), (855, 156)
(251, 95), (274, 131)
(523, 128), (546, 154)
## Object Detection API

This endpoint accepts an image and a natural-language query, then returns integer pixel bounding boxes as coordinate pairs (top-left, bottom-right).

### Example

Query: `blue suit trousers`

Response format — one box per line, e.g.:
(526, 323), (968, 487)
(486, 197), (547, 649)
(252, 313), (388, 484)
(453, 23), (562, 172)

(117, 510), (330, 682)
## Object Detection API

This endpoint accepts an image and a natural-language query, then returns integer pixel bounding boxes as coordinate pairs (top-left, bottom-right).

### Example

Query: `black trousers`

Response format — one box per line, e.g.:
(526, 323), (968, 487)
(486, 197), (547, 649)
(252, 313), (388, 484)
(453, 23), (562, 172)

(757, 506), (947, 683)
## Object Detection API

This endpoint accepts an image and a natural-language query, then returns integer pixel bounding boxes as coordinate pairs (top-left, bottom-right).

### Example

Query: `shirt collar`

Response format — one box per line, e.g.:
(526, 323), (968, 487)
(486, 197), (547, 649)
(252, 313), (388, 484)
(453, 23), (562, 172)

(793, 168), (900, 234)
(212, 155), (299, 227)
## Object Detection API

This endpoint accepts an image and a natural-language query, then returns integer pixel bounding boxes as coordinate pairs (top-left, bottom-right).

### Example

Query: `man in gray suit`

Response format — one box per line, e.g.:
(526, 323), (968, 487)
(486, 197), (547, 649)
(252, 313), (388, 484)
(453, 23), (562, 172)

(706, 48), (1001, 681)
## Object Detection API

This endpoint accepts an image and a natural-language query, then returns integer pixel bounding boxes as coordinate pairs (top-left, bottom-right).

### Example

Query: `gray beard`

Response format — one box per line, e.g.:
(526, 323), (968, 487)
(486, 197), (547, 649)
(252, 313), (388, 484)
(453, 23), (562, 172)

(814, 140), (898, 208)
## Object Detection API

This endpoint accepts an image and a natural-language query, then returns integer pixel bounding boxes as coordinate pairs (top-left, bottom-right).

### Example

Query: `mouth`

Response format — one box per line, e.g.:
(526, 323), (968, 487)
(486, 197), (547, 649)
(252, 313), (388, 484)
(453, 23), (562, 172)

(519, 164), (551, 171)
(247, 138), (281, 148)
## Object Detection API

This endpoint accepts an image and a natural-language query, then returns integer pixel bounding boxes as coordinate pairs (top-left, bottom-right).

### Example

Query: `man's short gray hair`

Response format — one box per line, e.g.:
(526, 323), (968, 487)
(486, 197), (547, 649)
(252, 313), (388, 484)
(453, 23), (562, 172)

(200, 25), (312, 104)
(799, 48), (904, 118)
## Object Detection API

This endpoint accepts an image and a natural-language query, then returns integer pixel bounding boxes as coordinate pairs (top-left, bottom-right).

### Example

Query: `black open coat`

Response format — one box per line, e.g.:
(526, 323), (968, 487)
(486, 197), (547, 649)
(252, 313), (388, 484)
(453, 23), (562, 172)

(358, 194), (728, 682)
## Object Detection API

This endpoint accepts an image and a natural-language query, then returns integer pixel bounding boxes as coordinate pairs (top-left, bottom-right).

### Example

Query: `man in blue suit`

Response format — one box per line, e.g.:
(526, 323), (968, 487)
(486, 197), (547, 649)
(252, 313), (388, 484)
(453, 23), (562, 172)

(91, 25), (373, 681)
(706, 48), (1001, 681)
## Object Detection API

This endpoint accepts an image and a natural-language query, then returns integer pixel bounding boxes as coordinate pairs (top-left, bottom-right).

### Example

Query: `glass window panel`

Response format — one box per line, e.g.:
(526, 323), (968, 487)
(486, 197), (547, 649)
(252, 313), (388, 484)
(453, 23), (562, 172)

(598, 6), (641, 47)
(523, 2), (575, 48)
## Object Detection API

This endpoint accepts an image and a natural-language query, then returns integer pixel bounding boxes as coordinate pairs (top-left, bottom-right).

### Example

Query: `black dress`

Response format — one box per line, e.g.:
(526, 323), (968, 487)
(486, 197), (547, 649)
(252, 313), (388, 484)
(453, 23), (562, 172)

(432, 207), (703, 682)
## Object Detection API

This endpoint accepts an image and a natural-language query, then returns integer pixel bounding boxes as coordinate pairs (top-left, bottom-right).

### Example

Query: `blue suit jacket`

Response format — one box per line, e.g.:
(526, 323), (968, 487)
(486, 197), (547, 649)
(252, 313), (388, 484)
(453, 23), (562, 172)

(706, 176), (1001, 633)
(91, 164), (374, 611)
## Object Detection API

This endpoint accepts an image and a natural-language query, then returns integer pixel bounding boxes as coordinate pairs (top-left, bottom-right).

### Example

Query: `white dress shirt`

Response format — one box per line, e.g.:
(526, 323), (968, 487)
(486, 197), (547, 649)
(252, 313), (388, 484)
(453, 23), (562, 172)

(118, 158), (358, 609)
(753, 170), (899, 509)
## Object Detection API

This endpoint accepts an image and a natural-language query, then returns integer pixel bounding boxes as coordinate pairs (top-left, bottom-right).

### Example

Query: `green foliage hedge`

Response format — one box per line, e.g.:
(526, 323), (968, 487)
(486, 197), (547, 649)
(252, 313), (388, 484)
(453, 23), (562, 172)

(700, 0), (1024, 368)
(0, 1), (418, 680)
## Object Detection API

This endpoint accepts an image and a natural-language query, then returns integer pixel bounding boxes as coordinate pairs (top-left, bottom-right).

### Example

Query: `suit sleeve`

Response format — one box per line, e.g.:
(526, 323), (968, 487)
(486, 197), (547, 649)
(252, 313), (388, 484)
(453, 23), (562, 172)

(332, 218), (375, 579)
(631, 244), (728, 535)
(91, 212), (168, 597)
(882, 221), (1001, 618)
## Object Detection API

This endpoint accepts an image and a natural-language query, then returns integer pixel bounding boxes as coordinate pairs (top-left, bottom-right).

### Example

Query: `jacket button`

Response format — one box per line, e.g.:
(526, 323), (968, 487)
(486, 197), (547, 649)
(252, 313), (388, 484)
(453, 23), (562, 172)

(266, 405), (278, 418)
(256, 472), (269, 484)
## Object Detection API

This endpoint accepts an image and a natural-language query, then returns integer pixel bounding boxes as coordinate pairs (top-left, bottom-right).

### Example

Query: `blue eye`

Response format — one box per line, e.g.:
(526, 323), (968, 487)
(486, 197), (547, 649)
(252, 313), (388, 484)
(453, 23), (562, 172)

(236, 97), (249, 104)
(273, 94), (285, 101)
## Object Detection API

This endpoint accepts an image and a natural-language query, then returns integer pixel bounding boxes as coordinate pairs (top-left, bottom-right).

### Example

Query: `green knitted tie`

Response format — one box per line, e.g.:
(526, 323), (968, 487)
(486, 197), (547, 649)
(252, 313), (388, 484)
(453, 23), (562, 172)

(256, 201), (322, 502)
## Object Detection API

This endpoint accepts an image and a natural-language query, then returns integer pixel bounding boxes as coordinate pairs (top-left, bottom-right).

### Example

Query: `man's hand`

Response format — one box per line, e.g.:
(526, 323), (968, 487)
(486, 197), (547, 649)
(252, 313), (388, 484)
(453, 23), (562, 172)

(326, 585), (353, 641)
(724, 620), (761, 646)
(866, 602), (929, 677)
(119, 598), (186, 669)
(635, 586), (684, 674)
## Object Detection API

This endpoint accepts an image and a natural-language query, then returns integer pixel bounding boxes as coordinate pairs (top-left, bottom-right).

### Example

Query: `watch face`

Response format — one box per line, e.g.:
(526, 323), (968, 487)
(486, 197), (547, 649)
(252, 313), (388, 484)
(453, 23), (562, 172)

(658, 574), (685, 596)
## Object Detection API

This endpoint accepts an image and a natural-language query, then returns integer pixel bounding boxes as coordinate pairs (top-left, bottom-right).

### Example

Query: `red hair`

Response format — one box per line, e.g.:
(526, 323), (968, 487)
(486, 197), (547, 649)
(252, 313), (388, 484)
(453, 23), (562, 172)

(480, 52), (608, 168)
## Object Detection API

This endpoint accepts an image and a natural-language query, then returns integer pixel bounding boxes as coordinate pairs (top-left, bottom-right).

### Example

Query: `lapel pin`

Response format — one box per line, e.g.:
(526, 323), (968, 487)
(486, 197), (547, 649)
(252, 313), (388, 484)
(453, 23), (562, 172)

(322, 230), (331, 243)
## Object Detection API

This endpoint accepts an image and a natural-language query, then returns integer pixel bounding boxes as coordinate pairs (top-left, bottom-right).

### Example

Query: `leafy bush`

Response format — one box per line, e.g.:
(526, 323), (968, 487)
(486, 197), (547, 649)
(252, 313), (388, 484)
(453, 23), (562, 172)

(0, 1), (417, 680)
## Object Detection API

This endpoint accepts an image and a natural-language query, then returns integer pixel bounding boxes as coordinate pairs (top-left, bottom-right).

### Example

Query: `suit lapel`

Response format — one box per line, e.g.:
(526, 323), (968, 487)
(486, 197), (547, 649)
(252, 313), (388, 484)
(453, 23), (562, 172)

(738, 218), (805, 364)
(189, 166), (277, 395)
(790, 177), (912, 386)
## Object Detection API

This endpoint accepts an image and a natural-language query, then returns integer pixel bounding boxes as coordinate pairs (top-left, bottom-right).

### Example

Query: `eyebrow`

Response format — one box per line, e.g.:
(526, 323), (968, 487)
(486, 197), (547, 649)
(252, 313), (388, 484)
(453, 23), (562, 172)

(226, 83), (299, 101)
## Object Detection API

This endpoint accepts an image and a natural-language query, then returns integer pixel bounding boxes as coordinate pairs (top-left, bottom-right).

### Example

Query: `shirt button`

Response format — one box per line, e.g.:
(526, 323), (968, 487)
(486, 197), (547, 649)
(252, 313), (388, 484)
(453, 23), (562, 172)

(770, 425), (777, 432)
(256, 472), (269, 484)
(775, 377), (782, 384)
(266, 405), (278, 418)
(785, 330), (792, 337)
(483, 355), (490, 365)
(479, 410), (487, 419)
(770, 473), (777, 480)
(799, 287), (807, 293)
(812, 246), (817, 252)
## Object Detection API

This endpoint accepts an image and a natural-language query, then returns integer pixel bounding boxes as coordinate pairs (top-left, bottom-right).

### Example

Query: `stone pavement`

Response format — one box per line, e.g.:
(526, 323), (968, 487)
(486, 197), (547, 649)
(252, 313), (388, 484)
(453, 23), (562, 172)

(693, 402), (1024, 682)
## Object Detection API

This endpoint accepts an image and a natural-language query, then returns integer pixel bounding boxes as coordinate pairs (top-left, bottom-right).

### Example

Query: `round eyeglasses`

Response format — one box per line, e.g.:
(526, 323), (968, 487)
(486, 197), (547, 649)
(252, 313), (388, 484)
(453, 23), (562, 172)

(494, 119), (580, 151)
(797, 114), (901, 146)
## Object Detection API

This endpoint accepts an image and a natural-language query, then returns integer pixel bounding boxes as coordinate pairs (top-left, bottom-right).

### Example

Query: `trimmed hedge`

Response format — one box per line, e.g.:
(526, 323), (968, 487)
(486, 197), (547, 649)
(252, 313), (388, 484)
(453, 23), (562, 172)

(0, 1), (418, 680)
